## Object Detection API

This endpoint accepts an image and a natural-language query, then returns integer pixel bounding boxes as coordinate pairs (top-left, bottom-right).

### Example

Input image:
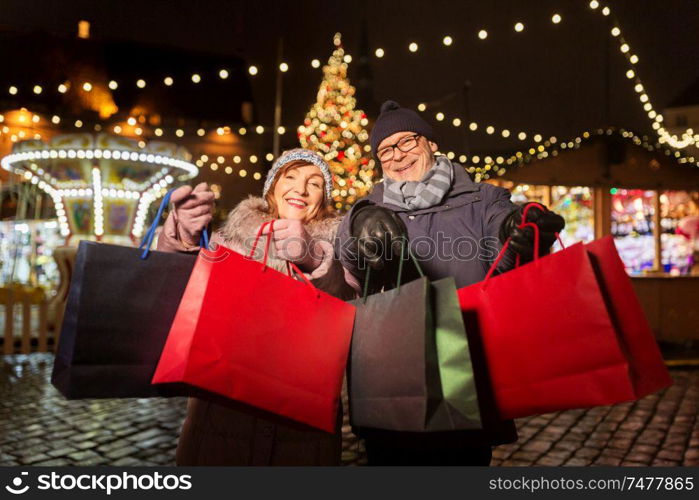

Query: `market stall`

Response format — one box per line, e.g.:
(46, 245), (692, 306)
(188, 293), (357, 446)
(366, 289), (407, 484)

(487, 129), (699, 340)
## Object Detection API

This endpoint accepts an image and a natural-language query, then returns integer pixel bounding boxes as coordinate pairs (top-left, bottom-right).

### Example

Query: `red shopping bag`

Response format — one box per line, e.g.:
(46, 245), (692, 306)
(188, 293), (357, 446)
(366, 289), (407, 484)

(584, 236), (672, 397)
(457, 204), (671, 419)
(151, 221), (355, 432)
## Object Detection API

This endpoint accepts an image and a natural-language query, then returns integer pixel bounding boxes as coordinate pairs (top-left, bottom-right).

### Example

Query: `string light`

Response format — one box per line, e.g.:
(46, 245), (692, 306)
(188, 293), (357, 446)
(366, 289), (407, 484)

(409, 42), (418, 52)
(136, 79), (146, 88)
(311, 59), (320, 68)
(417, 103), (427, 112)
(256, 125), (264, 134)
(3, 17), (691, 154)
(277, 126), (286, 134)
(589, 0), (599, 9)
(452, 118), (461, 127)
(218, 69), (229, 79)
(279, 62), (289, 72)
(436, 112), (444, 121)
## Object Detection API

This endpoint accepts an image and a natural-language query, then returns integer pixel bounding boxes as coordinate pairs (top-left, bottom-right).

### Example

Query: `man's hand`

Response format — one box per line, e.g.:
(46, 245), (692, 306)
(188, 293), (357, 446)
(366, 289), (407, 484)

(501, 204), (565, 259)
(262, 219), (322, 272)
(350, 204), (407, 270)
(170, 182), (215, 248)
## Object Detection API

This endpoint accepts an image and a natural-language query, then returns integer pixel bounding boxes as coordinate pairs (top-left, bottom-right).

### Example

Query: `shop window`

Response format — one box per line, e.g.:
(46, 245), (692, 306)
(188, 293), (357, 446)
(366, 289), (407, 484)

(550, 186), (594, 249)
(660, 190), (699, 275)
(0, 220), (63, 287)
(611, 189), (655, 274)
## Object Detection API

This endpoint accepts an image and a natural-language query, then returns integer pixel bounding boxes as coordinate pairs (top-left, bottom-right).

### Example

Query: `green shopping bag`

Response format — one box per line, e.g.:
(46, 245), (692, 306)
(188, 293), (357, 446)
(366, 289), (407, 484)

(348, 242), (482, 431)
(431, 276), (482, 429)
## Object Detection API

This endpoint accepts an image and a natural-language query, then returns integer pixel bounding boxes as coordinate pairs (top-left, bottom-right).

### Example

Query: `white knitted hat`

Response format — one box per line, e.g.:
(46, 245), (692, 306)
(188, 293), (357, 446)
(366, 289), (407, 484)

(263, 148), (333, 203)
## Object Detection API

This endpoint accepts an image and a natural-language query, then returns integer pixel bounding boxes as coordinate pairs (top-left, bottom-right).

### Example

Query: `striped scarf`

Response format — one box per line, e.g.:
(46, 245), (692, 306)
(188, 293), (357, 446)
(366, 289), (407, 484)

(383, 155), (454, 210)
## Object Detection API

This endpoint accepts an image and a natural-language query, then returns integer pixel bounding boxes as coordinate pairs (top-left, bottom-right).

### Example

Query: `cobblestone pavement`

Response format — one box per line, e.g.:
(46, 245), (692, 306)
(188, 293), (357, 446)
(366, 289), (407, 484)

(0, 354), (696, 466)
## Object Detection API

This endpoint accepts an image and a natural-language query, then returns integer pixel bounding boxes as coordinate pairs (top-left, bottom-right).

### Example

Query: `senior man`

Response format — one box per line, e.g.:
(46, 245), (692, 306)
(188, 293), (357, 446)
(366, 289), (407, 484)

(336, 100), (565, 466)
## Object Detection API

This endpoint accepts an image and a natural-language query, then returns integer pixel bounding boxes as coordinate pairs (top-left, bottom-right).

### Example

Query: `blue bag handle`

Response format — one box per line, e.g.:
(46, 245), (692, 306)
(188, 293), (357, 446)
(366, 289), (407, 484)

(139, 187), (210, 259)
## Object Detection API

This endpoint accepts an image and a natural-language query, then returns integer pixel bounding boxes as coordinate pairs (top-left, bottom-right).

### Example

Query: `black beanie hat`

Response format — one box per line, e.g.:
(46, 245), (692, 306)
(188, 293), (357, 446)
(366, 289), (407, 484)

(370, 100), (435, 158)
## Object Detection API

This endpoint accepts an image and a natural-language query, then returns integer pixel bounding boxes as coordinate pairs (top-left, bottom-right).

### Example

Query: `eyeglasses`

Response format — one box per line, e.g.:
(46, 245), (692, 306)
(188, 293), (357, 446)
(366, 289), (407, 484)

(377, 134), (421, 162)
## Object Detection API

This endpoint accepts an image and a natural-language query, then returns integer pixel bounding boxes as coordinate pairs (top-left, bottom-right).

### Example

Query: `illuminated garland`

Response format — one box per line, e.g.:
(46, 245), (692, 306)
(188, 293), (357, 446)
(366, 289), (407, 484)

(450, 127), (698, 183)
(586, 1), (697, 149)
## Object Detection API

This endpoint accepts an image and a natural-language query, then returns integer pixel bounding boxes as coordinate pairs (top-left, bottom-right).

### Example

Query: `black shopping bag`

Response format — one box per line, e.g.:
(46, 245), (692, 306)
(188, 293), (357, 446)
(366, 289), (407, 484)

(51, 241), (196, 398)
(51, 188), (205, 398)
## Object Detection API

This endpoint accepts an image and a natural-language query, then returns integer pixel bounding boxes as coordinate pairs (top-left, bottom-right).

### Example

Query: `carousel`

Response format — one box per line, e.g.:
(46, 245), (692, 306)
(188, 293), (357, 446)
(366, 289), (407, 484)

(1, 133), (197, 245)
(0, 134), (198, 340)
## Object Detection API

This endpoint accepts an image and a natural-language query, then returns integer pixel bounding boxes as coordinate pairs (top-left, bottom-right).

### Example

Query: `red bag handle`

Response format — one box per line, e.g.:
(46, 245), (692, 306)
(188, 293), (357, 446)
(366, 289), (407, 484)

(483, 202), (565, 285)
(248, 220), (274, 268)
(249, 220), (320, 296)
(519, 202), (565, 248)
(286, 261), (320, 297)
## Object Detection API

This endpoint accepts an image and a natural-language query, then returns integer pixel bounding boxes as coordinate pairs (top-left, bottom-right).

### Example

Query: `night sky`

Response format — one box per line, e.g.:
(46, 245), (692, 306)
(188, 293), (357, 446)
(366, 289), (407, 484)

(1, 0), (698, 156)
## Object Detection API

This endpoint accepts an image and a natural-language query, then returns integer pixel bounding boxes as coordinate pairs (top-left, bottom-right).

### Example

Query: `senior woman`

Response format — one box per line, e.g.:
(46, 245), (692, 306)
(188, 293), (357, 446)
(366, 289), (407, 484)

(157, 148), (354, 466)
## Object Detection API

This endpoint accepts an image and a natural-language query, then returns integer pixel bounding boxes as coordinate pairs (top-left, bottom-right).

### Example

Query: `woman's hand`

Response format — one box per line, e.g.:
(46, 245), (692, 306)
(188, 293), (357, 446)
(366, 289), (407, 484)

(262, 219), (323, 272)
(170, 183), (215, 248)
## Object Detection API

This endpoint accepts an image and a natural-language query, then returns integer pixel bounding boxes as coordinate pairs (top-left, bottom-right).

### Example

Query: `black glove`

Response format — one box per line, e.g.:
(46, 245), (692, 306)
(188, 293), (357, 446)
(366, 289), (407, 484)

(499, 204), (565, 260)
(350, 201), (407, 271)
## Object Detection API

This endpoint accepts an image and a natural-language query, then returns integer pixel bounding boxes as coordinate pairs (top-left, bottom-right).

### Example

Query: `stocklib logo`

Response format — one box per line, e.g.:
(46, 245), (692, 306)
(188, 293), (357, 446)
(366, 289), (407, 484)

(5, 472), (30, 495)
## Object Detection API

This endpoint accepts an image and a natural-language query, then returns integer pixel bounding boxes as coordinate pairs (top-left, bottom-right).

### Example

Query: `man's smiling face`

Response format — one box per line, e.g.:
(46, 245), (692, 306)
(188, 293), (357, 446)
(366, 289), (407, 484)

(377, 131), (438, 182)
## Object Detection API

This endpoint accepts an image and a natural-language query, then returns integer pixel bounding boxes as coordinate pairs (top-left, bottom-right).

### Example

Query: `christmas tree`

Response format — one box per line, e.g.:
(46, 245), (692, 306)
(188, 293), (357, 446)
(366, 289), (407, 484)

(298, 33), (377, 212)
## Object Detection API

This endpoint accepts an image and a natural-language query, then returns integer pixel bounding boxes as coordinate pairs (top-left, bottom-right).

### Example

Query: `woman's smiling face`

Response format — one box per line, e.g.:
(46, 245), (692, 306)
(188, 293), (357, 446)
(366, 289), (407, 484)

(272, 163), (325, 221)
